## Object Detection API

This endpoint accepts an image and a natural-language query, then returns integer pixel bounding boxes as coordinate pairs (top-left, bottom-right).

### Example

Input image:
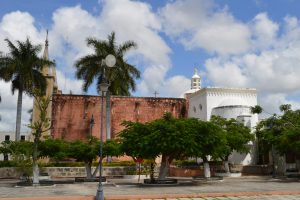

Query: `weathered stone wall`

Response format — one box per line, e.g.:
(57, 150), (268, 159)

(51, 94), (187, 140)
(0, 167), (135, 178)
(110, 96), (187, 138)
(0, 167), (22, 178)
(45, 167), (132, 177)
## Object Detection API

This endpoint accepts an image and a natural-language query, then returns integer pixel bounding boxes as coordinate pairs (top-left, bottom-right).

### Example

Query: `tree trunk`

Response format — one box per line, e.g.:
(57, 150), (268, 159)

(150, 162), (155, 183)
(224, 161), (230, 173)
(15, 89), (23, 141)
(223, 156), (230, 173)
(158, 155), (170, 180)
(32, 162), (39, 185)
(203, 157), (211, 178)
(92, 163), (100, 178)
(85, 162), (92, 179)
(32, 136), (39, 185)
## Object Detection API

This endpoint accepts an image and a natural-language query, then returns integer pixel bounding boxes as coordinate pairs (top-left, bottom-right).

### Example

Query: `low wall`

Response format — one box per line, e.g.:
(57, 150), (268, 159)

(0, 166), (133, 178)
(0, 167), (22, 178)
(230, 164), (272, 175)
(169, 167), (204, 177)
(169, 164), (273, 177)
(0, 165), (274, 178)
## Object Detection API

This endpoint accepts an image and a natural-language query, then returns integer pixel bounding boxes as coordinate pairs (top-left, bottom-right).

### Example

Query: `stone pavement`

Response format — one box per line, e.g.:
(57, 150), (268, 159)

(0, 176), (299, 199)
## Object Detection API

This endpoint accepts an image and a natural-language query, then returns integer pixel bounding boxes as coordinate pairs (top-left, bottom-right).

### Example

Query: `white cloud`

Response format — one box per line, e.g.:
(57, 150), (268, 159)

(259, 93), (300, 118)
(158, 1), (300, 113)
(2, 0), (300, 128)
(0, 0), (191, 133)
(250, 13), (279, 50)
(0, 11), (45, 132)
(205, 58), (248, 87)
(0, 11), (45, 53)
(56, 70), (83, 94)
(0, 81), (32, 132)
(201, 11), (300, 114)
(161, 76), (190, 97)
(138, 67), (190, 98)
(48, 0), (184, 97)
(160, 0), (251, 55)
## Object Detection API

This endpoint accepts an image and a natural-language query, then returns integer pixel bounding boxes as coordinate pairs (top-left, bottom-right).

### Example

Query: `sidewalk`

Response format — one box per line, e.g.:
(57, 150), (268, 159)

(0, 176), (299, 199)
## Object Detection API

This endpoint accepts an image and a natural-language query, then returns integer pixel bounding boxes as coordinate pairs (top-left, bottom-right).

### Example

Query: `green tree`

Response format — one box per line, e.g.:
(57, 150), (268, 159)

(210, 116), (254, 173)
(187, 120), (227, 178)
(68, 137), (99, 179)
(0, 38), (54, 141)
(279, 104), (291, 113)
(149, 113), (198, 180)
(250, 105), (263, 114)
(120, 114), (202, 181)
(39, 139), (69, 162)
(68, 137), (121, 179)
(119, 120), (157, 181)
(255, 105), (300, 162)
(28, 89), (52, 185)
(0, 140), (33, 179)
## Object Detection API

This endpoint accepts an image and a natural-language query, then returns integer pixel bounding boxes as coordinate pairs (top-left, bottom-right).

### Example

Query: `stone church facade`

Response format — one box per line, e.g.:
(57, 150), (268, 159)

(51, 95), (187, 141)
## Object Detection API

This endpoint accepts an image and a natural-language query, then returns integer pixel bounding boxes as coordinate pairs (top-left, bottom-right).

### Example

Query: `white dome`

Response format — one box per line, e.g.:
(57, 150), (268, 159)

(180, 88), (200, 98)
(192, 74), (200, 79)
(218, 98), (249, 107)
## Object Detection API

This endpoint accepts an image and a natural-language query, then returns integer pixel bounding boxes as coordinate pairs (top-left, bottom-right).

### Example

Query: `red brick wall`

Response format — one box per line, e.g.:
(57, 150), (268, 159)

(51, 94), (187, 141)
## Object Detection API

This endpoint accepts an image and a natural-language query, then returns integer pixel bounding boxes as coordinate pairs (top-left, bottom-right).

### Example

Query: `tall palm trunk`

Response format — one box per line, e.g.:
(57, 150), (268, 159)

(15, 89), (23, 141)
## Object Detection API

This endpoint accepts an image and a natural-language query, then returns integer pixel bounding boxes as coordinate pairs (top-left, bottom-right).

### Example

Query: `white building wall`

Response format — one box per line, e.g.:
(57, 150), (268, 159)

(188, 90), (207, 120)
(187, 87), (259, 165)
(0, 132), (30, 161)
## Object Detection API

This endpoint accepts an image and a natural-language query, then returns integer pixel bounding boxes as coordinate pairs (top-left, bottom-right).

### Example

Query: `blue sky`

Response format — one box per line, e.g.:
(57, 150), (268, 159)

(1, 0), (300, 131)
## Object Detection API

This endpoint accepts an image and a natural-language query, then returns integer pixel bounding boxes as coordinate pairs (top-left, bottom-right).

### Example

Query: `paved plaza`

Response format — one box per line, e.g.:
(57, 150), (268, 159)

(0, 176), (299, 199)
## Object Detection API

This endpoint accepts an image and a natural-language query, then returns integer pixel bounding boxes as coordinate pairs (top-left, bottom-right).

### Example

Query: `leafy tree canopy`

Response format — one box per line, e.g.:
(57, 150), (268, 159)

(255, 105), (300, 157)
(210, 115), (254, 160)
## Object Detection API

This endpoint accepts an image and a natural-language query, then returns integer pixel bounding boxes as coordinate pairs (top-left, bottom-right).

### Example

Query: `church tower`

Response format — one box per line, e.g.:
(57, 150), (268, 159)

(32, 31), (59, 137)
(191, 68), (201, 90)
(182, 68), (201, 98)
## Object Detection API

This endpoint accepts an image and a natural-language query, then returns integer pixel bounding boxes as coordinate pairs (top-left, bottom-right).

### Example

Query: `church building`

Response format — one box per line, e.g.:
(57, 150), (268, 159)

(33, 36), (259, 166)
(185, 69), (258, 165)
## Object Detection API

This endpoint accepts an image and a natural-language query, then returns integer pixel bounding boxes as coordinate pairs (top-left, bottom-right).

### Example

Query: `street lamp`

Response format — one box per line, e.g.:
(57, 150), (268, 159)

(96, 54), (116, 200)
(90, 114), (95, 137)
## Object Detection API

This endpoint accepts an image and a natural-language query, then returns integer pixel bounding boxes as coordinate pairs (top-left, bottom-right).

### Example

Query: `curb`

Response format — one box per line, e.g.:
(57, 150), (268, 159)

(105, 191), (300, 200)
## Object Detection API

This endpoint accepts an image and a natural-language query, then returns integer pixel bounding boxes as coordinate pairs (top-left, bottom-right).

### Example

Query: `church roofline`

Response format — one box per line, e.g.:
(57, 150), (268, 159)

(52, 93), (186, 101)
(187, 87), (257, 98)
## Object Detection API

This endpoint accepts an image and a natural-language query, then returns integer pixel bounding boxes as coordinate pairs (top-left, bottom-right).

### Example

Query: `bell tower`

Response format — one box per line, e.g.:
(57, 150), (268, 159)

(191, 68), (201, 90)
(32, 30), (59, 137)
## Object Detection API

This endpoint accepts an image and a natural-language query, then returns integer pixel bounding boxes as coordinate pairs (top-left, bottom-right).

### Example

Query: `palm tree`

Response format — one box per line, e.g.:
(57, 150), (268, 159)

(0, 38), (54, 141)
(75, 32), (140, 95)
(75, 32), (140, 139)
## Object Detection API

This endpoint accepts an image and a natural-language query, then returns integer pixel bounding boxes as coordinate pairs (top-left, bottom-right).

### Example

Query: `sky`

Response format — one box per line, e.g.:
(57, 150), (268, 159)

(1, 0), (300, 132)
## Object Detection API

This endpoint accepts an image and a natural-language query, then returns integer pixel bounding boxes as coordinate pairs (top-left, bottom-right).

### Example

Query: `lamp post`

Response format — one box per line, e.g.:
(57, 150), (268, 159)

(90, 114), (95, 137)
(96, 54), (116, 200)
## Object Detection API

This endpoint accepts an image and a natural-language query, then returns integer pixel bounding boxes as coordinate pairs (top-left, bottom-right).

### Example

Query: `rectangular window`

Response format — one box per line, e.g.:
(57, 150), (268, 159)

(4, 135), (10, 141)
(20, 135), (25, 141)
(4, 154), (8, 161)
